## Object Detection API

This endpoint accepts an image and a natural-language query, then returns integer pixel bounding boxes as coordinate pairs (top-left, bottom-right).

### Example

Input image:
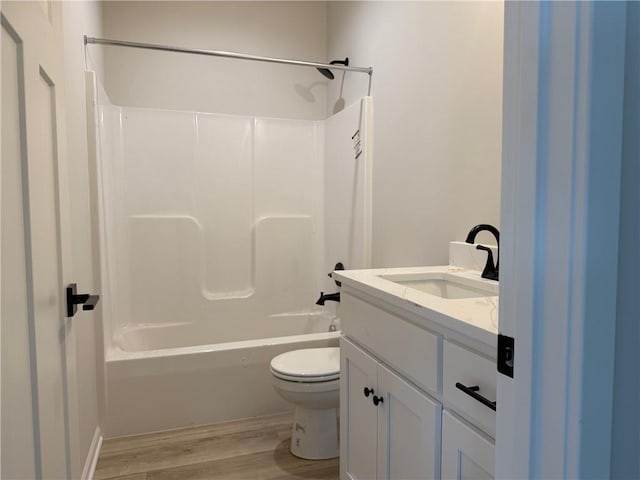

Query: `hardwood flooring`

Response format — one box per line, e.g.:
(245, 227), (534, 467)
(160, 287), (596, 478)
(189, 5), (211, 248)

(94, 412), (339, 480)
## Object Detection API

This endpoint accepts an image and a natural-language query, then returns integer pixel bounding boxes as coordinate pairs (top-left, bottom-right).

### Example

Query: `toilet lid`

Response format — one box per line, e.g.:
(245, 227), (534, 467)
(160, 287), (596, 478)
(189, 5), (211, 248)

(271, 347), (340, 382)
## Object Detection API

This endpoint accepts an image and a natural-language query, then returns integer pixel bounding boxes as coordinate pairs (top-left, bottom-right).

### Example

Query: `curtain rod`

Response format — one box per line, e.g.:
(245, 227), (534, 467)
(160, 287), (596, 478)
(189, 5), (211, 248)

(84, 36), (373, 76)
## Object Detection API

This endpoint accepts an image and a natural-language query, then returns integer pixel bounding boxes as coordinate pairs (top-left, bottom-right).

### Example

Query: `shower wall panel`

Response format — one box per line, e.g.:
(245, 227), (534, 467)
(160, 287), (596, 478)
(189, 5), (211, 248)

(129, 215), (202, 325)
(122, 109), (195, 215)
(254, 119), (323, 218)
(322, 97), (372, 292)
(196, 114), (253, 296)
(100, 106), (325, 335)
(94, 92), (373, 348)
(98, 104), (128, 338)
(254, 216), (315, 316)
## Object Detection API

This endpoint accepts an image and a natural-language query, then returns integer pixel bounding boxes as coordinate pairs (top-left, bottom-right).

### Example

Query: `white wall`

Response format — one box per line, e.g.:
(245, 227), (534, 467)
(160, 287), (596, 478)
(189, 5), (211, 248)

(61, 1), (104, 476)
(100, 1), (328, 120)
(327, 1), (504, 267)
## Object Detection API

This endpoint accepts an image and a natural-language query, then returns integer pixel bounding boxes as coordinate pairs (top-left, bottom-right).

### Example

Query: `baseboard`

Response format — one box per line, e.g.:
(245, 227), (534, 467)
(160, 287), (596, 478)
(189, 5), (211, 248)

(81, 426), (103, 480)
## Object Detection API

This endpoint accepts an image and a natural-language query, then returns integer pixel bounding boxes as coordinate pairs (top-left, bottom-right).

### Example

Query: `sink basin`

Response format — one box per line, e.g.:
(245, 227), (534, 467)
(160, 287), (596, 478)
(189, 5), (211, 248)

(379, 272), (497, 299)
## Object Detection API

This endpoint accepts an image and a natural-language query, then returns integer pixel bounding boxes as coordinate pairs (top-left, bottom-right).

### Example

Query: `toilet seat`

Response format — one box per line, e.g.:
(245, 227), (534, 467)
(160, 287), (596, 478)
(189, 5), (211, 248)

(271, 370), (339, 383)
(270, 347), (339, 383)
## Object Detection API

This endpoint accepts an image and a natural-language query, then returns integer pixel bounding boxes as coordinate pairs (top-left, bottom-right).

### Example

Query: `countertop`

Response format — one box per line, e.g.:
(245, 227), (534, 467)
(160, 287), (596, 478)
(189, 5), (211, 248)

(333, 265), (499, 350)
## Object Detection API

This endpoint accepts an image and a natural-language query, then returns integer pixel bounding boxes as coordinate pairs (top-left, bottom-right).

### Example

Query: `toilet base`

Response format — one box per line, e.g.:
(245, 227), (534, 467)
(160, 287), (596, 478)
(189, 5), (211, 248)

(289, 406), (339, 460)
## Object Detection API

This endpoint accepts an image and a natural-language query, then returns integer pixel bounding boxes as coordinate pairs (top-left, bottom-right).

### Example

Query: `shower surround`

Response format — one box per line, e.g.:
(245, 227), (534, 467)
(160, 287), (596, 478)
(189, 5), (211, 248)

(90, 73), (372, 435)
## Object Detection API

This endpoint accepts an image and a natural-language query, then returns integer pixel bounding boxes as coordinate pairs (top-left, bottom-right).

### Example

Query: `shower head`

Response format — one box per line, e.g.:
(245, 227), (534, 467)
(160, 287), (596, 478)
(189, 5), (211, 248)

(316, 57), (349, 80)
(317, 68), (335, 80)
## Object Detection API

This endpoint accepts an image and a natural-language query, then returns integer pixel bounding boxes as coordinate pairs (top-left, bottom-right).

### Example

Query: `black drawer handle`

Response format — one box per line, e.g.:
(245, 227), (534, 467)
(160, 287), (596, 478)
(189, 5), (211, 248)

(455, 382), (496, 411)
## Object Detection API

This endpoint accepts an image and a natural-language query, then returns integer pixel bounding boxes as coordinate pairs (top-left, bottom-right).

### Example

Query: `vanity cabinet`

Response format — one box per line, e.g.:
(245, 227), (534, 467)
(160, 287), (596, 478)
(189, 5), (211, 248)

(338, 289), (497, 480)
(340, 337), (442, 480)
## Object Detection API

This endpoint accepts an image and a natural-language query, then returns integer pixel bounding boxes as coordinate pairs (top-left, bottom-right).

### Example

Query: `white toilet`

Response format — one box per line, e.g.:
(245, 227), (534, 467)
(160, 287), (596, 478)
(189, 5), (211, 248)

(270, 347), (340, 460)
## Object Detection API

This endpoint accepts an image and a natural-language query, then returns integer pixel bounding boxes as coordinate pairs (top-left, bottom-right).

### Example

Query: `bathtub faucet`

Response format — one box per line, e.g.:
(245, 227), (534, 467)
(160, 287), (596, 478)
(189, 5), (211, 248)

(316, 291), (340, 305)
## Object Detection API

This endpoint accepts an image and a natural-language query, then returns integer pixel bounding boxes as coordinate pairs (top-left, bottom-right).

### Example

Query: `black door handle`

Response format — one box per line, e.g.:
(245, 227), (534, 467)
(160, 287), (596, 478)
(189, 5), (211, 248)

(372, 395), (384, 406)
(455, 382), (496, 411)
(363, 387), (374, 397)
(66, 283), (100, 317)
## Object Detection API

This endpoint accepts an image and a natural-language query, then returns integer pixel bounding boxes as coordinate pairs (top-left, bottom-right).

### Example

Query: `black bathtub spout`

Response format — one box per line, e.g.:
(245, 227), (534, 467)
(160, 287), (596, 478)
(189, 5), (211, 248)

(316, 291), (341, 305)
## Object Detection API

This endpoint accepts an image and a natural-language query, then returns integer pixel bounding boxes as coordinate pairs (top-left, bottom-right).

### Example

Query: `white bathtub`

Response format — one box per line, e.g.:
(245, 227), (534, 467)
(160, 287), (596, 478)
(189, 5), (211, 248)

(103, 314), (340, 437)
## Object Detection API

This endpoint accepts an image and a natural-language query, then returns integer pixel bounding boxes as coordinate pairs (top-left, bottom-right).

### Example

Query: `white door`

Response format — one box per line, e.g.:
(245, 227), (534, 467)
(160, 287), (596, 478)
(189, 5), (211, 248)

(340, 337), (378, 480)
(442, 411), (494, 480)
(1, 1), (76, 478)
(377, 363), (441, 480)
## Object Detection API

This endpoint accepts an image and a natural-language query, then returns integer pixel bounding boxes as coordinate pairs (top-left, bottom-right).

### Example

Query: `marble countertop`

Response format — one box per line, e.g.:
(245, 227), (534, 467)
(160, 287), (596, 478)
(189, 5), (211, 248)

(333, 265), (499, 349)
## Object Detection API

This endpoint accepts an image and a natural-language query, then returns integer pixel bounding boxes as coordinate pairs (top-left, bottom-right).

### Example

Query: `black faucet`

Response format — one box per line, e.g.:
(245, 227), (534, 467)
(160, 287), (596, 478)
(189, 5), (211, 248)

(316, 262), (344, 305)
(465, 224), (499, 281)
(316, 291), (341, 305)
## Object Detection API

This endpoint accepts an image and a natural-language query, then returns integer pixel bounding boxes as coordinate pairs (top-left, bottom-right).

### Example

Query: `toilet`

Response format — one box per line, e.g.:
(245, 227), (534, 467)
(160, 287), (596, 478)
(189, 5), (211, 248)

(270, 347), (340, 460)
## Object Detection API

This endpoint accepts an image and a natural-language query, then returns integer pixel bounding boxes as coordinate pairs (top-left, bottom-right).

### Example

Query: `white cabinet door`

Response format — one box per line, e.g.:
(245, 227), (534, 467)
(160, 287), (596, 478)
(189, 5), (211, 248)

(340, 337), (378, 480)
(442, 411), (494, 480)
(377, 363), (442, 480)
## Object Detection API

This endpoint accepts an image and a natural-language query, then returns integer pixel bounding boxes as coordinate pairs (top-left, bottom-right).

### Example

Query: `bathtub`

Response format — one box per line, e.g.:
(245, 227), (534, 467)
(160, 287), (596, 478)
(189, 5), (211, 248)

(103, 313), (340, 437)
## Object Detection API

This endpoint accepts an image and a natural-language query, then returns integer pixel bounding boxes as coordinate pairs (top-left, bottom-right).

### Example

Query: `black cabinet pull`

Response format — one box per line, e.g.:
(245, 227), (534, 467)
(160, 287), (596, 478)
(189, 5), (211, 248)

(372, 395), (384, 406)
(455, 382), (496, 411)
(363, 387), (374, 397)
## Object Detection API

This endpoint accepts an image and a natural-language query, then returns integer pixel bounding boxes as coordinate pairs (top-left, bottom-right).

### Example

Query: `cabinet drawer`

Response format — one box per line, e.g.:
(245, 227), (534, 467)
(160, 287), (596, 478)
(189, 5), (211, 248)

(443, 341), (496, 437)
(340, 293), (441, 395)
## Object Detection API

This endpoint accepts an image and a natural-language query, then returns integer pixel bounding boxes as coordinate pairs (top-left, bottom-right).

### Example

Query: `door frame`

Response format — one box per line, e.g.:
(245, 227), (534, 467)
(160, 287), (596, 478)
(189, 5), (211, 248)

(496, 2), (627, 478)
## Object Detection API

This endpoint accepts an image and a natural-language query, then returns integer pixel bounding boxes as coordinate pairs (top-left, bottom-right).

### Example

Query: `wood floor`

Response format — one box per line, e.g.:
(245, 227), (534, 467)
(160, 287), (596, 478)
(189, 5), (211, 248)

(94, 412), (339, 480)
